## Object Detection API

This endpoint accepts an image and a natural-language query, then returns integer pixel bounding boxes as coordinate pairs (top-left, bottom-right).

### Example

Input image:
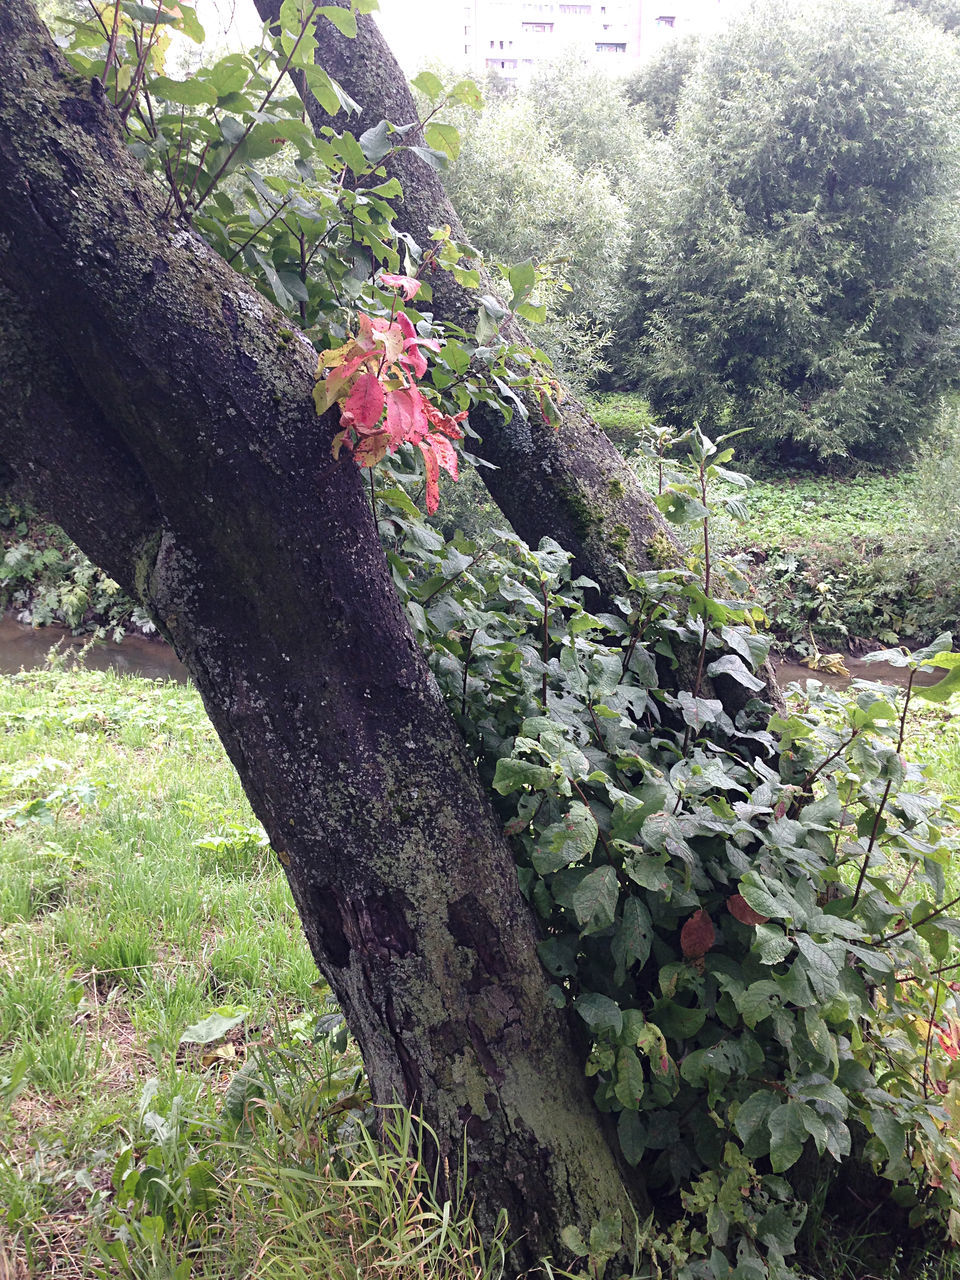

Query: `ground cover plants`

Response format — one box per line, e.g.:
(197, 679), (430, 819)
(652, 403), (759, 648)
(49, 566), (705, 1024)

(588, 391), (960, 657)
(4, 543), (960, 1277)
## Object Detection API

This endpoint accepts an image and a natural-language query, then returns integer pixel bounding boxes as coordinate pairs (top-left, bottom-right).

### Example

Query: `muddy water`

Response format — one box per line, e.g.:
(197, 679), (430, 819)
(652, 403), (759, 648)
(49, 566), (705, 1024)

(774, 656), (943, 692)
(0, 617), (188, 683)
(0, 615), (944, 693)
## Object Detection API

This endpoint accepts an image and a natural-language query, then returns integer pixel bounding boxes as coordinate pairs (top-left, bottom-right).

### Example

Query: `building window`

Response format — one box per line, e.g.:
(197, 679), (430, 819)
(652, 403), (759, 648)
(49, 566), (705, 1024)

(522, 20), (554, 31)
(656, 14), (676, 26)
(559, 3), (590, 10)
(595, 40), (626, 51)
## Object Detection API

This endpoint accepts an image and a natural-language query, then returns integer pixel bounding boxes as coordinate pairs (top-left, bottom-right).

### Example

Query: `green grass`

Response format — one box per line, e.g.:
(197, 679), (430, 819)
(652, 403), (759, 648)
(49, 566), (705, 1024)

(713, 470), (921, 554)
(0, 665), (505, 1280)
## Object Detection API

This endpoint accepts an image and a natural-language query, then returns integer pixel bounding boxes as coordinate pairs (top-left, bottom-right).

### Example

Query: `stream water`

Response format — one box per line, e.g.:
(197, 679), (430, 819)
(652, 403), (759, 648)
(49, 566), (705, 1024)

(0, 617), (188, 683)
(0, 617), (943, 692)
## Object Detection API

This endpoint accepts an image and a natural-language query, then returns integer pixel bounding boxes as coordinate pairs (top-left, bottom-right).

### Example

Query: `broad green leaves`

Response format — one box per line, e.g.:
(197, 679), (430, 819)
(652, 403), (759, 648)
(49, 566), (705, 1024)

(411, 491), (960, 1269)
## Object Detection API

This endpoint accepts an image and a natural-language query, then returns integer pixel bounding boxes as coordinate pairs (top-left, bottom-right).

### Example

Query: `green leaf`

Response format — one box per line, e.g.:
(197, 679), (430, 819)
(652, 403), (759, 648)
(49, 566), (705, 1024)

(573, 991), (622, 1036)
(914, 662), (960, 703)
(589, 1211), (623, 1266)
(649, 999), (706, 1040)
(515, 301), (547, 324)
(450, 78), (483, 109)
(180, 1009), (247, 1045)
(615, 897), (654, 967)
(794, 935), (841, 1001)
(531, 801), (598, 874)
(768, 1100), (808, 1172)
(320, 4), (357, 35)
(871, 1109), (909, 1179)
(302, 64), (342, 117)
(409, 144), (448, 171)
(424, 122), (463, 162)
(148, 75), (216, 107)
(411, 70), (444, 101)
(617, 1107), (647, 1165)
(492, 758), (554, 795)
(655, 488), (709, 525)
(736, 980), (781, 1028)
(358, 119), (392, 163)
(122, 2), (179, 23)
(614, 1046), (645, 1109)
(507, 259), (537, 308)
(734, 1090), (779, 1157)
(175, 3), (205, 41)
(706, 654), (766, 692)
(571, 865), (619, 934)
(331, 129), (368, 176)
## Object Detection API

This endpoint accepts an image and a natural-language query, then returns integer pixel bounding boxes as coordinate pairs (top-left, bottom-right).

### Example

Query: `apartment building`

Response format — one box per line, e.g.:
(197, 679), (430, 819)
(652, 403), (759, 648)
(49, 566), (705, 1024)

(462, 0), (737, 85)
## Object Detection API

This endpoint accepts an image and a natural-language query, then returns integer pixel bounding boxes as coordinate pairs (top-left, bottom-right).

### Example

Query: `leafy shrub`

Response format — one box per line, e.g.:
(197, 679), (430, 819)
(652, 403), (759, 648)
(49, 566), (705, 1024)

(374, 430), (960, 1277)
(0, 500), (145, 637)
(623, 33), (704, 135)
(619, 0), (960, 466)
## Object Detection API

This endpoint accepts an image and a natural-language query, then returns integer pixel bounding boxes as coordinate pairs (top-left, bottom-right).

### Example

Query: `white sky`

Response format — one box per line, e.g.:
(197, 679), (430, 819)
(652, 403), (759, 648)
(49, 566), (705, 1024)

(190, 0), (747, 72)
(191, 0), (458, 66)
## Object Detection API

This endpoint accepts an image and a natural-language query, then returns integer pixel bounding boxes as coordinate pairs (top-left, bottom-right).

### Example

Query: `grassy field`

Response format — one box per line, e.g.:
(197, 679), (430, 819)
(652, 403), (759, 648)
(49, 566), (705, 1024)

(2, 658), (960, 1279)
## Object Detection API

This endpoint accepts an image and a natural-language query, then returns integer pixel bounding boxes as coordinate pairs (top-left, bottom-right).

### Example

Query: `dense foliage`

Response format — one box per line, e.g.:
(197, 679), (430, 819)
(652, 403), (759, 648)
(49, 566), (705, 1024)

(370, 429), (960, 1278)
(892, 0), (960, 32)
(618, 0), (960, 465)
(622, 33), (702, 135)
(441, 61), (652, 391)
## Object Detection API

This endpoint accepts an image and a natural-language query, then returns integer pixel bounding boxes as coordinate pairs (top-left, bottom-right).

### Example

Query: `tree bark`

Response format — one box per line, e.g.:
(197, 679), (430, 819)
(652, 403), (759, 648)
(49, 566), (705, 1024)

(0, 2), (642, 1265)
(253, 0), (783, 717)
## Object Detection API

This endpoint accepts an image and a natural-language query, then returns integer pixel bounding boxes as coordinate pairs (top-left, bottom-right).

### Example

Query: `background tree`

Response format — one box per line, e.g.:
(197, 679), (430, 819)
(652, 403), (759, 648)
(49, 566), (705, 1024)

(619, 0), (960, 466)
(442, 87), (627, 390)
(891, 0), (960, 32)
(623, 32), (702, 135)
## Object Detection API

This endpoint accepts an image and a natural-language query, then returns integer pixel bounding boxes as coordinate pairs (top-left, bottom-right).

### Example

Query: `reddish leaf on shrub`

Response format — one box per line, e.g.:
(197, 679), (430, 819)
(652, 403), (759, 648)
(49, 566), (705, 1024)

(379, 272), (422, 300)
(340, 371), (385, 432)
(727, 893), (769, 927)
(680, 909), (715, 959)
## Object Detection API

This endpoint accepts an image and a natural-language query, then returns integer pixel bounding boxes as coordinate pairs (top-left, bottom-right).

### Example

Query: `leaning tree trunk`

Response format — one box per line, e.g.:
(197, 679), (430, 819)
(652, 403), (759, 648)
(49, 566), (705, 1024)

(253, 0), (782, 716)
(0, 1), (641, 1266)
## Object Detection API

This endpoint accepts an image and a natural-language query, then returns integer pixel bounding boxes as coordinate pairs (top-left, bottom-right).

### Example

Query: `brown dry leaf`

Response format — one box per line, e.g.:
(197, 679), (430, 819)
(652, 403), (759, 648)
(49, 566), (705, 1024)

(680, 908), (715, 959)
(727, 893), (769, 927)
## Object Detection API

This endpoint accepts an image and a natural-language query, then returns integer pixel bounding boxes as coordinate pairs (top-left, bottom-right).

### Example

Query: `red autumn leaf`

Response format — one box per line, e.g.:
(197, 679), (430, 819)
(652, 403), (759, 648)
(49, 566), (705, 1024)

(774, 800), (787, 819)
(727, 893), (769, 927)
(379, 271), (422, 301)
(424, 398), (466, 440)
(385, 385), (429, 448)
(680, 909), (715, 959)
(353, 430), (391, 468)
(340, 371), (385, 433)
(426, 431), (459, 483)
(418, 439), (441, 514)
(937, 1024), (960, 1060)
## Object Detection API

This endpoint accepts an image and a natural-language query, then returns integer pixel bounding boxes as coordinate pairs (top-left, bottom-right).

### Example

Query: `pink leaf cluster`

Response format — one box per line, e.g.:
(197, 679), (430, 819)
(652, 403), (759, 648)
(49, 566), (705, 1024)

(313, 288), (465, 514)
